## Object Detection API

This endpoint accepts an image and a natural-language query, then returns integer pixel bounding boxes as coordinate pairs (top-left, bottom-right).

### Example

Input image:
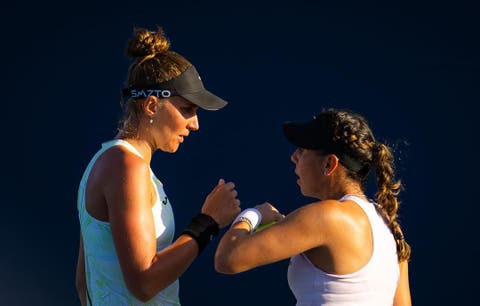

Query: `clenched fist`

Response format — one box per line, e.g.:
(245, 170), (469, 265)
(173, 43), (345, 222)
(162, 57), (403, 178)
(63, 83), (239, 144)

(201, 179), (241, 228)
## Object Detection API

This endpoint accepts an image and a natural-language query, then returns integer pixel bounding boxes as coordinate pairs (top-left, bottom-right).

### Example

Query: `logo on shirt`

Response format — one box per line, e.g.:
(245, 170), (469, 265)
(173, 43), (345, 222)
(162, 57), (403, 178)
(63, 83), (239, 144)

(162, 197), (169, 206)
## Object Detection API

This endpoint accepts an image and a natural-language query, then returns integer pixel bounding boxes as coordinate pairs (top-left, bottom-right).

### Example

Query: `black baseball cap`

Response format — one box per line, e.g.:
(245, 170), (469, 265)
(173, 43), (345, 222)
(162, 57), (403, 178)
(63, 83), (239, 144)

(122, 65), (227, 111)
(283, 113), (366, 173)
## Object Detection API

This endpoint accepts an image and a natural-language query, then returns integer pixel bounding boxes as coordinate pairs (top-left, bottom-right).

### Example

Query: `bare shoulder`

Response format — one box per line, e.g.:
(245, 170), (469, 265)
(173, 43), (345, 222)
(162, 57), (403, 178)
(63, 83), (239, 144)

(89, 145), (151, 197)
(98, 145), (149, 177)
(287, 199), (367, 239)
(96, 146), (153, 214)
(291, 199), (346, 220)
(285, 199), (346, 231)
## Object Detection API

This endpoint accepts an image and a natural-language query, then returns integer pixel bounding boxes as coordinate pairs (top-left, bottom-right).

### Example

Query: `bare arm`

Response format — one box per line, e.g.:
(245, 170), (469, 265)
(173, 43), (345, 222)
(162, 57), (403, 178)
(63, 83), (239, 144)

(215, 200), (339, 274)
(393, 260), (412, 306)
(75, 233), (87, 306)
(105, 152), (239, 302)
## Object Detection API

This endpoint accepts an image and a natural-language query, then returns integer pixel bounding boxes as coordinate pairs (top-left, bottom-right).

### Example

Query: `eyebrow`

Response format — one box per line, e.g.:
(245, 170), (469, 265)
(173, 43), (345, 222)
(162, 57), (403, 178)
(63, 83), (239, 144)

(176, 97), (197, 108)
(185, 101), (199, 110)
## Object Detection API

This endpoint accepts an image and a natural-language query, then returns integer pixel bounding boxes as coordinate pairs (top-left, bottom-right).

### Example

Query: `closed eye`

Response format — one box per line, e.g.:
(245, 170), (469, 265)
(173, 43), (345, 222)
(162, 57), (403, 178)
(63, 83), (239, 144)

(171, 97), (199, 118)
(180, 105), (198, 118)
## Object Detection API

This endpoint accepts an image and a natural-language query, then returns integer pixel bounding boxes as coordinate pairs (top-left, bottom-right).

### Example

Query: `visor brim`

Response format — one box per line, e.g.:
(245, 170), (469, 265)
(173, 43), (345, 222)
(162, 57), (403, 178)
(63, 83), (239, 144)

(283, 120), (321, 150)
(181, 90), (228, 111)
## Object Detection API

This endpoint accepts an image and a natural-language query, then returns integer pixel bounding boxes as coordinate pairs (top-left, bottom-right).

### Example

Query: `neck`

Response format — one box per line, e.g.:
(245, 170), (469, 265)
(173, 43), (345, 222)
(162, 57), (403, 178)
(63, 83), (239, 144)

(319, 184), (366, 201)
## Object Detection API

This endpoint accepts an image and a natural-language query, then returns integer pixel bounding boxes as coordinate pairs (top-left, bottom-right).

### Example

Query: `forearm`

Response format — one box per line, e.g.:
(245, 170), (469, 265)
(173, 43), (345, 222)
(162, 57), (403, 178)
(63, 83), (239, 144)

(144, 211), (222, 288)
(118, 211), (221, 302)
(393, 260), (411, 306)
(150, 235), (199, 285)
(126, 235), (200, 302)
(215, 223), (252, 274)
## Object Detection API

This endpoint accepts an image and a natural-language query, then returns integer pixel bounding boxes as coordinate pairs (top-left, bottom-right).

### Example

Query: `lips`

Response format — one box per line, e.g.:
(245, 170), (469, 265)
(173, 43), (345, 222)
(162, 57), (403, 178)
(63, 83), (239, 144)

(178, 134), (189, 143)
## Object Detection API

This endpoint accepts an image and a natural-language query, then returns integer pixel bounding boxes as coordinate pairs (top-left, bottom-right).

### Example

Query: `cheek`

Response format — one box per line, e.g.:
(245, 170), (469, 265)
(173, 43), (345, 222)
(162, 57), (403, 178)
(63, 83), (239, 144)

(299, 158), (320, 180)
(162, 108), (185, 132)
(297, 161), (311, 178)
(171, 109), (188, 129)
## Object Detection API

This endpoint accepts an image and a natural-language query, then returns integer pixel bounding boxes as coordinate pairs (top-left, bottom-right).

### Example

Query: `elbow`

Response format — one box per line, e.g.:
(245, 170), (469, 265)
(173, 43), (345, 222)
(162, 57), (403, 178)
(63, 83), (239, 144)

(214, 259), (234, 274)
(214, 253), (243, 274)
(128, 283), (156, 303)
(133, 292), (155, 303)
(126, 275), (167, 303)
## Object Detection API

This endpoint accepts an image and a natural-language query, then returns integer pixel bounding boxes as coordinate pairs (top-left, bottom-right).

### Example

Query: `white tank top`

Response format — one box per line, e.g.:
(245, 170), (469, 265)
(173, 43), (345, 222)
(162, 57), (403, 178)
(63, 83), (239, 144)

(287, 195), (399, 306)
(77, 139), (180, 305)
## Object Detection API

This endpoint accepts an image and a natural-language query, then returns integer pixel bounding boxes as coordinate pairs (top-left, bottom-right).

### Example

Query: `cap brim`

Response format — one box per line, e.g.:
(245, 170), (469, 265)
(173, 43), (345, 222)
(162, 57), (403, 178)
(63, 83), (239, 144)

(181, 90), (228, 111)
(283, 120), (321, 149)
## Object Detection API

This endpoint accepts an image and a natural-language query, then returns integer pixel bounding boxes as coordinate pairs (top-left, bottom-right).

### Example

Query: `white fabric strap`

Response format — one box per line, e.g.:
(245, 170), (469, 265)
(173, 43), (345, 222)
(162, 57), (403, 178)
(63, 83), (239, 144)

(232, 208), (262, 232)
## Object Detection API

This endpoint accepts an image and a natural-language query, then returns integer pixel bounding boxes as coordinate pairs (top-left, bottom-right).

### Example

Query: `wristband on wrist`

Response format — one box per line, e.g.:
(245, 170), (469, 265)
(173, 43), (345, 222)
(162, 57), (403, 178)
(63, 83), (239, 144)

(181, 213), (219, 254)
(232, 208), (262, 233)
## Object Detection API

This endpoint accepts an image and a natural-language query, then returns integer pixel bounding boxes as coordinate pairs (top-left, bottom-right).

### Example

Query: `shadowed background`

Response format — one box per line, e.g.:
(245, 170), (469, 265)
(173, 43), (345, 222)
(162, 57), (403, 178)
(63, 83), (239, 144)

(2, 1), (477, 305)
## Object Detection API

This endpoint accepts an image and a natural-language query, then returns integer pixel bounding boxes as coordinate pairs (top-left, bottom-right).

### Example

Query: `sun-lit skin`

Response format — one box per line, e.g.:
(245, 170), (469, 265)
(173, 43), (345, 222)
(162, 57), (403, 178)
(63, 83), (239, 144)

(151, 96), (199, 153)
(117, 96), (200, 163)
(291, 148), (326, 198)
(215, 142), (411, 305)
(75, 27), (240, 305)
(76, 94), (240, 303)
(291, 148), (364, 201)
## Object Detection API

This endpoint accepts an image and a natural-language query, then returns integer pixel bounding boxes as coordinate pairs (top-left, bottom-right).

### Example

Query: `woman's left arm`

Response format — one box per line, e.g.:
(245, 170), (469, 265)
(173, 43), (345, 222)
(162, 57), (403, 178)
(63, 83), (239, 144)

(393, 260), (412, 306)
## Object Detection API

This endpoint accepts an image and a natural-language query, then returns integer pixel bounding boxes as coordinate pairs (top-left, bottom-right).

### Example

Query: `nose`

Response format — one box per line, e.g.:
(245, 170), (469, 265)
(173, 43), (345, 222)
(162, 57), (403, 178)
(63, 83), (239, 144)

(187, 115), (199, 131)
(291, 148), (300, 164)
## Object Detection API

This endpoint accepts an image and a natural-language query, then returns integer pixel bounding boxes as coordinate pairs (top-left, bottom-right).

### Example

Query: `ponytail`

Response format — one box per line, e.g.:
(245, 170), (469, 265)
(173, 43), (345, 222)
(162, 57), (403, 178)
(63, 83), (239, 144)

(373, 143), (411, 262)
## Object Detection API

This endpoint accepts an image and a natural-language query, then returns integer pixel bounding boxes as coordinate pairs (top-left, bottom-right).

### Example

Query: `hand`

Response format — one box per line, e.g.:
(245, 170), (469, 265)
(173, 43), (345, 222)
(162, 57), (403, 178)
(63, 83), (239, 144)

(201, 179), (241, 228)
(255, 202), (285, 225)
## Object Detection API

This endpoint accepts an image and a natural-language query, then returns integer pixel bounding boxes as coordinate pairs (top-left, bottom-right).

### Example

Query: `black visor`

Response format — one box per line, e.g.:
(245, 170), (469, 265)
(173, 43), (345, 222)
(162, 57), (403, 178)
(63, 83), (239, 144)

(283, 115), (366, 173)
(122, 66), (227, 111)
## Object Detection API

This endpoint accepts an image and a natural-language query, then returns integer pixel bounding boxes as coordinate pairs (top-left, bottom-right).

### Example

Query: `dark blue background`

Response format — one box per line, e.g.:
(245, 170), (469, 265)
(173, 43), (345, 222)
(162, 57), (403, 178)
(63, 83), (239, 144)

(3, 1), (477, 305)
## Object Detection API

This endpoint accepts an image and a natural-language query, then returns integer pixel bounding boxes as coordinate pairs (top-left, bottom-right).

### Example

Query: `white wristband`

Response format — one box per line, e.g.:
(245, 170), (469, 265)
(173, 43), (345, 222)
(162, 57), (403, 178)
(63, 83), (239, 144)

(232, 208), (262, 232)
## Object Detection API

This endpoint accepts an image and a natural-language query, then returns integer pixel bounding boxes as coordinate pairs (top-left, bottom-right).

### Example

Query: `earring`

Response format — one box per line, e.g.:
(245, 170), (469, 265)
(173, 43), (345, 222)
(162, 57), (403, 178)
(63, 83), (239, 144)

(324, 169), (329, 176)
(149, 118), (153, 124)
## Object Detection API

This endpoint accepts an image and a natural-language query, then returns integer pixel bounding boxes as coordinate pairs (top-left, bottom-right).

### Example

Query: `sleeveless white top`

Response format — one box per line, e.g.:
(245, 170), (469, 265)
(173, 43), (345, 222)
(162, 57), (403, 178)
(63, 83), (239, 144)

(77, 139), (180, 305)
(287, 195), (399, 306)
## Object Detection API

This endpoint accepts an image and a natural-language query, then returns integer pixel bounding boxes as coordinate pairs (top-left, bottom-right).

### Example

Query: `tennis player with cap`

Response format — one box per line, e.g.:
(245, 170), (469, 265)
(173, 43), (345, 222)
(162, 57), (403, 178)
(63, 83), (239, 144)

(215, 108), (412, 306)
(75, 27), (241, 305)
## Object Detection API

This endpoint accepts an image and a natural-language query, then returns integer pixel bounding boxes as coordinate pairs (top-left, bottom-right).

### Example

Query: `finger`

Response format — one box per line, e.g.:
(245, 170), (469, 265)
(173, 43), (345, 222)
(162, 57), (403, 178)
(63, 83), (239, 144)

(222, 182), (236, 191)
(211, 178), (225, 193)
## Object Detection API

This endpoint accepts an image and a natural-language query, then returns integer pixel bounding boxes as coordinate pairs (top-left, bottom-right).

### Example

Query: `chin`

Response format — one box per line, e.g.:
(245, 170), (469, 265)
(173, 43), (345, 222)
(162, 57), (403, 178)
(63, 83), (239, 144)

(171, 143), (181, 153)
(159, 143), (179, 153)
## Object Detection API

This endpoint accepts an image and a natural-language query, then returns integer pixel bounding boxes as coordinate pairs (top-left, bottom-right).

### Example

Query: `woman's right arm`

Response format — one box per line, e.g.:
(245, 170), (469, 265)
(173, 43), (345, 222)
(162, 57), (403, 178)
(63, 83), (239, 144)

(105, 152), (239, 302)
(215, 200), (341, 274)
(393, 260), (412, 306)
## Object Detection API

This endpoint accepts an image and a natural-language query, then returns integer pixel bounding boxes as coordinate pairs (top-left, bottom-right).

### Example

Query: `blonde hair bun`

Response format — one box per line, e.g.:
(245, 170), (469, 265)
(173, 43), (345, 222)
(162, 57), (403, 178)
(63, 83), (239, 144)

(126, 27), (170, 58)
